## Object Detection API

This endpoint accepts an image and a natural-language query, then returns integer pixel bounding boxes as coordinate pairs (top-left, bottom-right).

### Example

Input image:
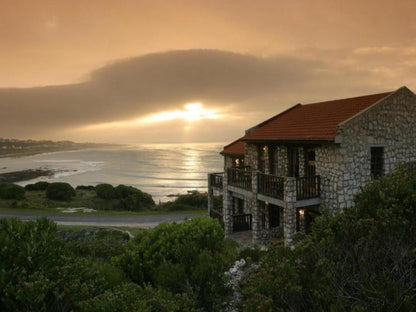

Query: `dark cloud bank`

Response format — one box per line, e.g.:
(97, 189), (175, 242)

(0, 49), (383, 140)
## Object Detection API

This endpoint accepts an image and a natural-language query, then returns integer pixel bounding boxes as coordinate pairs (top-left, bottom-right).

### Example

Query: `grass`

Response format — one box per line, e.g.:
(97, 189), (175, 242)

(0, 189), (206, 216)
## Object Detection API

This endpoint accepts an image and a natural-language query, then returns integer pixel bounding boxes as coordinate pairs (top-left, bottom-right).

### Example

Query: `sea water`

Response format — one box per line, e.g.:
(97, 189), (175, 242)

(0, 142), (225, 202)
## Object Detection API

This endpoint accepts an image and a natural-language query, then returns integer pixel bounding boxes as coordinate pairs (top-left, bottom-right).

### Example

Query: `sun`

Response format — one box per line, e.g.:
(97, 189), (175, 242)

(183, 103), (206, 121)
(140, 102), (222, 123)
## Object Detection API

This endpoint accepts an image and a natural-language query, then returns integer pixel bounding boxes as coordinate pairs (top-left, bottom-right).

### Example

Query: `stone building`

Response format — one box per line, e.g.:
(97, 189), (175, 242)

(208, 86), (416, 245)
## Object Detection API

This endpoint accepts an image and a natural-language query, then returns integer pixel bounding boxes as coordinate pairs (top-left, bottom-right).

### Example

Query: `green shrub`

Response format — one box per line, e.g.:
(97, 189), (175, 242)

(157, 191), (218, 211)
(79, 283), (199, 312)
(61, 228), (130, 260)
(115, 217), (234, 310)
(175, 191), (207, 208)
(25, 181), (49, 191)
(157, 201), (196, 211)
(95, 183), (116, 199)
(76, 185), (95, 191)
(0, 183), (25, 199)
(113, 184), (155, 211)
(236, 246), (265, 263)
(46, 182), (75, 201)
(0, 218), (128, 311)
(240, 165), (416, 311)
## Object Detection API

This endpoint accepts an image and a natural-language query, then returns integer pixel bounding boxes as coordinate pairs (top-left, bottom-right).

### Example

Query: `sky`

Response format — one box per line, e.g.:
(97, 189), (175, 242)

(1, 0), (416, 143)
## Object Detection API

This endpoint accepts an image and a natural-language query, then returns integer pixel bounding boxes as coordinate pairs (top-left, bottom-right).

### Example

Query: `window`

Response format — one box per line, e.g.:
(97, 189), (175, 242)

(305, 148), (316, 177)
(258, 145), (267, 173)
(234, 157), (244, 168)
(269, 147), (279, 175)
(288, 147), (299, 177)
(371, 147), (384, 177)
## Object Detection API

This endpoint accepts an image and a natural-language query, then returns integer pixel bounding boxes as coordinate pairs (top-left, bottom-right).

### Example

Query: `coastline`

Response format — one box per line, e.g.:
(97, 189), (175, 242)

(0, 143), (122, 159)
(0, 169), (55, 183)
(0, 142), (222, 202)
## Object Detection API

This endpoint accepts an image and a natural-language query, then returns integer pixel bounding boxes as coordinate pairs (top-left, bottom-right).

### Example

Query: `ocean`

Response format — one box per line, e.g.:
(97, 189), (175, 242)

(0, 142), (225, 202)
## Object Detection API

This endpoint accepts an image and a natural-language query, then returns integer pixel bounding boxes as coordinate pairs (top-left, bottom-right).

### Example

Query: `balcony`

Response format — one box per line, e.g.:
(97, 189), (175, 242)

(210, 169), (320, 201)
(227, 167), (252, 191)
(209, 172), (224, 189)
(232, 213), (252, 232)
(258, 173), (284, 200)
(296, 176), (320, 200)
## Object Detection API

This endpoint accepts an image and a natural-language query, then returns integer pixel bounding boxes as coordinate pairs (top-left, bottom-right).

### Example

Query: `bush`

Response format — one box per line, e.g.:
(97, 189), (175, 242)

(46, 182), (75, 201)
(24, 181), (49, 191)
(75, 185), (95, 191)
(240, 165), (416, 311)
(115, 217), (234, 310)
(79, 283), (199, 312)
(113, 184), (155, 211)
(95, 183), (116, 200)
(0, 218), (128, 311)
(175, 191), (207, 208)
(60, 228), (130, 260)
(158, 191), (218, 211)
(0, 183), (25, 200)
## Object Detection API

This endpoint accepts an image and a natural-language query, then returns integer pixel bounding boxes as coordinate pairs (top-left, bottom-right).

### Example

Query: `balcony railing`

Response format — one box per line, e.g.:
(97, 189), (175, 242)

(228, 168), (252, 191)
(258, 173), (284, 199)
(233, 213), (252, 232)
(209, 172), (224, 189)
(296, 176), (320, 200)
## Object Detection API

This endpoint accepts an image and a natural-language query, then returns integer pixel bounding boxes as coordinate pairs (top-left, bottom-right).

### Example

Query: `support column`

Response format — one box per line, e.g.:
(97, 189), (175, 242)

(284, 177), (297, 246)
(223, 168), (233, 235)
(207, 174), (213, 216)
(251, 170), (262, 243)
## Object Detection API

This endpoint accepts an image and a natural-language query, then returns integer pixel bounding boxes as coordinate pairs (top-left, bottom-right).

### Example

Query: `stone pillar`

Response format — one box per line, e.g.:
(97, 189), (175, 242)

(222, 167), (233, 235)
(223, 190), (233, 236)
(298, 147), (305, 176)
(283, 177), (297, 246)
(251, 169), (262, 243)
(251, 197), (261, 243)
(207, 174), (213, 216)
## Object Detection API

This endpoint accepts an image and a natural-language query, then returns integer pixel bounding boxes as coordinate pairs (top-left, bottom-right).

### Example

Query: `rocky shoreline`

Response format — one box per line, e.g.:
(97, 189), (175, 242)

(0, 169), (54, 183)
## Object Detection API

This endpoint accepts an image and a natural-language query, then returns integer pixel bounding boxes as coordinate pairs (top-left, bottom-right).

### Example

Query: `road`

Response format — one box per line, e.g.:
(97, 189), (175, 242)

(0, 211), (207, 228)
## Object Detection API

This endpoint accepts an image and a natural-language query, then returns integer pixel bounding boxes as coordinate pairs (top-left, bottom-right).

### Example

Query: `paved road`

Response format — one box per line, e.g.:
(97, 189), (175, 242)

(0, 211), (207, 228)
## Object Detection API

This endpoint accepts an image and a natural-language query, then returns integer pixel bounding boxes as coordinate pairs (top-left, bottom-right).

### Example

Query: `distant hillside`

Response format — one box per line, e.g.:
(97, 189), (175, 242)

(0, 138), (119, 157)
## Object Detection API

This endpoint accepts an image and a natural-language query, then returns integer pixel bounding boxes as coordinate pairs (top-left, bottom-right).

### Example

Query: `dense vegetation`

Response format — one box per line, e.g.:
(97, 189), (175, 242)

(240, 165), (416, 311)
(0, 217), (237, 311)
(2, 166), (415, 310)
(0, 182), (25, 200)
(46, 182), (76, 201)
(0, 180), (218, 213)
(157, 191), (222, 211)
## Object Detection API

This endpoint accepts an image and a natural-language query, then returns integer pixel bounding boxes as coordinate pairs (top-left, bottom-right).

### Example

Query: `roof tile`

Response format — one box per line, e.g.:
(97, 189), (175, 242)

(244, 91), (392, 140)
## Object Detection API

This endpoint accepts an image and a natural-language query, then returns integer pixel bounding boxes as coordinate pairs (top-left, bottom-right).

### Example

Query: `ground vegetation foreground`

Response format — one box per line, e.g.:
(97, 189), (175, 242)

(0, 166), (415, 311)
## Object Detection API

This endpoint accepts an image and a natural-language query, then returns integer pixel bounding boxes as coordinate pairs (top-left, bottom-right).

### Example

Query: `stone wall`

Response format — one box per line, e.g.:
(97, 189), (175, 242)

(337, 87), (416, 210)
(315, 144), (342, 214)
(224, 155), (234, 170)
(277, 146), (288, 176)
(244, 143), (258, 170)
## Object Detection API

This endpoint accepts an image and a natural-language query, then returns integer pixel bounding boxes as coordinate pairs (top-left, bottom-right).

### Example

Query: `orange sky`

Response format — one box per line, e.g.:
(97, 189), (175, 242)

(1, 0), (416, 143)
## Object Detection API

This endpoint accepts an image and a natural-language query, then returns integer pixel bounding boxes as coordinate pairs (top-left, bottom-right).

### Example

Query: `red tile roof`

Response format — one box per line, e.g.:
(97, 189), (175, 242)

(221, 138), (245, 155)
(244, 91), (392, 141)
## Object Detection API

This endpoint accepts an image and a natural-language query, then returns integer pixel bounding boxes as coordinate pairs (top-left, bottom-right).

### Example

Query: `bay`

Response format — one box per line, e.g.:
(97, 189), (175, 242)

(0, 142), (225, 202)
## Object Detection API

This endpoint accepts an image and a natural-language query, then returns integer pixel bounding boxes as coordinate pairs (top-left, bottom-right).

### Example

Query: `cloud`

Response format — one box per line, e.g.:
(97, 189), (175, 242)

(0, 48), (415, 142)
